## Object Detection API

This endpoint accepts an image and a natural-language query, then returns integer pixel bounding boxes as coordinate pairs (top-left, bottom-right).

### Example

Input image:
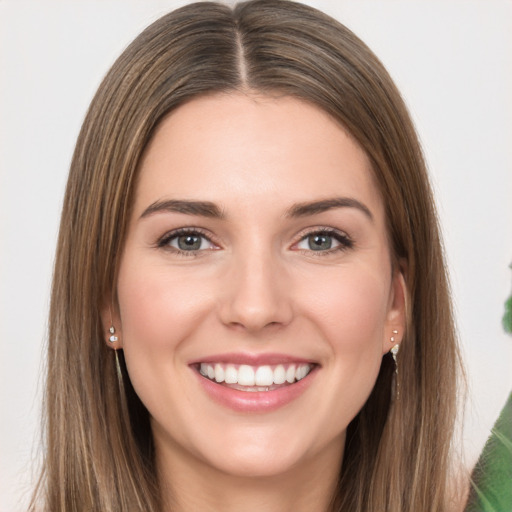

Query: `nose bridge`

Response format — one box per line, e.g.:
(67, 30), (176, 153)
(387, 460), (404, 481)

(220, 236), (293, 332)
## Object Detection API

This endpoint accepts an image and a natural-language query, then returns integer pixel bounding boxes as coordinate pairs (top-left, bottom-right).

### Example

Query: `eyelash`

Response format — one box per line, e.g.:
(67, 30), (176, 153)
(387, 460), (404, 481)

(292, 227), (354, 256)
(157, 228), (217, 257)
(156, 227), (354, 257)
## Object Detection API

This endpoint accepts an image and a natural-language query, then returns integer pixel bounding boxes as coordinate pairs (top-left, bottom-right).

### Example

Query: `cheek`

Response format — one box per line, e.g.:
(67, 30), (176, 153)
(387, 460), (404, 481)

(302, 265), (390, 405)
(118, 260), (211, 342)
(116, 260), (214, 389)
(307, 267), (390, 350)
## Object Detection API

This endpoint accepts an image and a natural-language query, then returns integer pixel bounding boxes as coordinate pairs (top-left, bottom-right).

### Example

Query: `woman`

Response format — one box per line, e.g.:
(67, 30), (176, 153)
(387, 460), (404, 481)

(30, 1), (463, 510)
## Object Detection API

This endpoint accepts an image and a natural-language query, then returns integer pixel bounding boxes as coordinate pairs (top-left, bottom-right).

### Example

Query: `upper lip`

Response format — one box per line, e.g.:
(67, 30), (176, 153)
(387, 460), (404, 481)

(188, 352), (317, 366)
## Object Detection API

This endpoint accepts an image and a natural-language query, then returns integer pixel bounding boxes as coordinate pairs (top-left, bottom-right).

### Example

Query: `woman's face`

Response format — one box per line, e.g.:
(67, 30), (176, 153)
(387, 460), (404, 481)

(112, 93), (405, 479)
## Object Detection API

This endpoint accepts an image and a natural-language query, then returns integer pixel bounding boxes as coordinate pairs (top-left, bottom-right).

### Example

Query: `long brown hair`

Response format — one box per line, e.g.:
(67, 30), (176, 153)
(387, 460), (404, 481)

(31, 1), (462, 510)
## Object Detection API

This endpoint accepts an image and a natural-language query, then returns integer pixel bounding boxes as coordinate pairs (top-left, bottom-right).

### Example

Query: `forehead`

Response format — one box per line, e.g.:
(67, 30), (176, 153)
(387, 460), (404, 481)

(135, 93), (385, 224)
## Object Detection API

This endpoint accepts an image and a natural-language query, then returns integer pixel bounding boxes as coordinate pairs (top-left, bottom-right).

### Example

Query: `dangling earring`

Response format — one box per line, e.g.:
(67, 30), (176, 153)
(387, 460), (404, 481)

(390, 329), (399, 368)
(390, 330), (400, 399)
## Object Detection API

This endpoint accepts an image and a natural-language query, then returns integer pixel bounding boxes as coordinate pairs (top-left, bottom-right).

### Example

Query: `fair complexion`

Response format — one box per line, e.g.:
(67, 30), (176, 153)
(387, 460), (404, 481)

(107, 93), (405, 512)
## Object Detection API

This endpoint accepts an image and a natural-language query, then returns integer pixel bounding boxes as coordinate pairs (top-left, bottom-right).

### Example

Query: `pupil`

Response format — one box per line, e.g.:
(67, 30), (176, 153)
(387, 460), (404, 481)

(309, 234), (331, 250)
(178, 234), (201, 250)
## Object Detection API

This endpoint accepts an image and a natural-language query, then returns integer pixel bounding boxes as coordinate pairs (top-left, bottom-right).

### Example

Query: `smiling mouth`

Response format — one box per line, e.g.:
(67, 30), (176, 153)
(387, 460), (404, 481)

(197, 362), (314, 392)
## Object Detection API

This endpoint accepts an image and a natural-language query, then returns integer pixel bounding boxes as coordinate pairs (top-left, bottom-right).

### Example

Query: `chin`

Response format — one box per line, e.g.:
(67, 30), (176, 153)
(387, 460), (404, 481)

(185, 420), (342, 480)
(202, 444), (309, 479)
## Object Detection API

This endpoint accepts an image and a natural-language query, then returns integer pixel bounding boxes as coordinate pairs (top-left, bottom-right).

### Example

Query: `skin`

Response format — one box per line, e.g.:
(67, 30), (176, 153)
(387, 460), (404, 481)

(105, 93), (405, 512)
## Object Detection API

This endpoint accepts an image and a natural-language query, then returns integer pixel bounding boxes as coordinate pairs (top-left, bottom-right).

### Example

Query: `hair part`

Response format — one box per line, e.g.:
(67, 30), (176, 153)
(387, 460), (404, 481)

(32, 1), (462, 510)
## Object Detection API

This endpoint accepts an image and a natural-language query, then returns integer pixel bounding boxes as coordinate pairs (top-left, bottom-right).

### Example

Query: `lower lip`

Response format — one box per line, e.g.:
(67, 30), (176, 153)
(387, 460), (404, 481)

(192, 367), (318, 413)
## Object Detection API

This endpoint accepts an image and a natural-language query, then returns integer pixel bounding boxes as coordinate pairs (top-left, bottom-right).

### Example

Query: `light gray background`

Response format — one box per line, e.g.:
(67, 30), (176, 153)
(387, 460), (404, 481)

(1, 1), (511, 510)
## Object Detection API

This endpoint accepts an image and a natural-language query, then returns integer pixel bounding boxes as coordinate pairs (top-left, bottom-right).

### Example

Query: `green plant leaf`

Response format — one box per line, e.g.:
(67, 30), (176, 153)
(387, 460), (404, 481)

(465, 392), (512, 512)
(503, 295), (512, 335)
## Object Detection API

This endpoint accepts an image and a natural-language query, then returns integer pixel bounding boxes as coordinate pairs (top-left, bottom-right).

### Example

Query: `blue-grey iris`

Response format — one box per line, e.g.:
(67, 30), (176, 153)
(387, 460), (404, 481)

(178, 234), (202, 250)
(308, 234), (332, 251)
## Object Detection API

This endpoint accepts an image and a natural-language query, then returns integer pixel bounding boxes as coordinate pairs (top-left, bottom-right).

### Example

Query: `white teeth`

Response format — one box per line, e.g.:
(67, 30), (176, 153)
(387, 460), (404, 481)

(214, 363), (225, 383)
(298, 364), (312, 380)
(225, 364), (237, 384)
(286, 365), (296, 383)
(255, 365), (274, 386)
(199, 362), (313, 387)
(296, 365), (307, 380)
(273, 364), (286, 384)
(238, 365), (255, 386)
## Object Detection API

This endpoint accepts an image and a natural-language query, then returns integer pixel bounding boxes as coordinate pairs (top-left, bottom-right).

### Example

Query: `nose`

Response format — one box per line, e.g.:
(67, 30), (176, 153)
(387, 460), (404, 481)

(218, 249), (294, 334)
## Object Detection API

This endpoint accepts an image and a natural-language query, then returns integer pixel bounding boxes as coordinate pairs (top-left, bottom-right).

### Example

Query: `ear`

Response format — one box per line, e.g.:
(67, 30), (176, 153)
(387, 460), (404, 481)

(100, 295), (123, 350)
(382, 266), (407, 355)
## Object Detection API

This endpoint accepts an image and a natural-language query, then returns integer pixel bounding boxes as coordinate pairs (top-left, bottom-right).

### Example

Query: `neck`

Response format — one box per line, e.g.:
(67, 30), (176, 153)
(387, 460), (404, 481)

(156, 436), (344, 512)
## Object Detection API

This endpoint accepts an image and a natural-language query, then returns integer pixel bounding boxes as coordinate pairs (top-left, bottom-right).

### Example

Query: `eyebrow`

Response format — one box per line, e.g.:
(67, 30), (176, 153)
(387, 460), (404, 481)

(286, 197), (373, 221)
(140, 199), (224, 219)
(139, 196), (373, 221)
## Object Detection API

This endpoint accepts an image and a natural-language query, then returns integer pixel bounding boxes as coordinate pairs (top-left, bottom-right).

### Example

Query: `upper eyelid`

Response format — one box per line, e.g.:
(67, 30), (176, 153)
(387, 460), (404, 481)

(293, 226), (351, 241)
(157, 227), (217, 246)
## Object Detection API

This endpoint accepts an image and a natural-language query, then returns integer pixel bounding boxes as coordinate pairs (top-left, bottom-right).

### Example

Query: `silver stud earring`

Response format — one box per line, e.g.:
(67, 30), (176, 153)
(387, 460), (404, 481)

(109, 325), (118, 343)
(108, 305), (119, 344)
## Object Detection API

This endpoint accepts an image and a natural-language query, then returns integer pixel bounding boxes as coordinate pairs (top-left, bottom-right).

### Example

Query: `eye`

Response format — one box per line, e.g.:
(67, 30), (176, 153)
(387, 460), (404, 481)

(158, 229), (216, 254)
(294, 229), (353, 253)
